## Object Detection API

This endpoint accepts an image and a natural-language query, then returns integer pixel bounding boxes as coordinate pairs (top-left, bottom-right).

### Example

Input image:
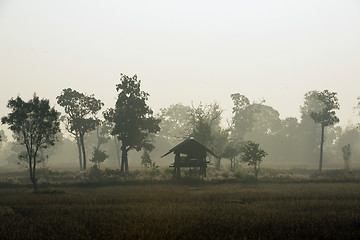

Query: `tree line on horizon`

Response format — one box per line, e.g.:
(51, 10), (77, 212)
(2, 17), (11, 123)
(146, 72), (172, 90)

(1, 74), (360, 187)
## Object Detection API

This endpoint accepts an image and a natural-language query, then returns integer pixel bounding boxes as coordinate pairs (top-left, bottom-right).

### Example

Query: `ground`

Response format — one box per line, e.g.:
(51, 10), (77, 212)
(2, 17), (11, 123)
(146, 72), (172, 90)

(0, 182), (359, 239)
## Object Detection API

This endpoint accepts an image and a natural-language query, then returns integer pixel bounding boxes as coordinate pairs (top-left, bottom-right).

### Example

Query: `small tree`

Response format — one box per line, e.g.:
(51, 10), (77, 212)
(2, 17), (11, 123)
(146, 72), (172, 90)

(1, 95), (60, 187)
(241, 141), (267, 179)
(90, 147), (108, 167)
(141, 149), (157, 169)
(222, 141), (242, 172)
(342, 144), (351, 170)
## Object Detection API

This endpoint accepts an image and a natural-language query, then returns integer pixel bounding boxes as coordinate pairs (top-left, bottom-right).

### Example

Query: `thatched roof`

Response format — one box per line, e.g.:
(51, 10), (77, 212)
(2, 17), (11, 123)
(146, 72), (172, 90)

(161, 138), (220, 159)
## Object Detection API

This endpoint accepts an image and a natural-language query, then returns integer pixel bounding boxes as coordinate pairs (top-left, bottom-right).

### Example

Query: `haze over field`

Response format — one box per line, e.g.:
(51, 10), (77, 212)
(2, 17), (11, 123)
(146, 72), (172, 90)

(1, 0), (360, 130)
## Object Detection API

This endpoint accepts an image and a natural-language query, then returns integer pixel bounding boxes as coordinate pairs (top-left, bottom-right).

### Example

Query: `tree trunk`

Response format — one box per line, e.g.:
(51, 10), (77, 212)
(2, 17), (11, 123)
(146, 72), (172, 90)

(114, 138), (121, 167)
(80, 134), (86, 170)
(319, 124), (325, 172)
(29, 155), (34, 186)
(76, 137), (83, 171)
(120, 144), (129, 174)
(32, 156), (37, 188)
(254, 163), (259, 179)
(125, 152), (129, 173)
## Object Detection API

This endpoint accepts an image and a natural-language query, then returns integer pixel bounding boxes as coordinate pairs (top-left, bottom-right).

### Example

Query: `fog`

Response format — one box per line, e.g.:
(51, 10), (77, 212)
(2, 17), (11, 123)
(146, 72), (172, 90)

(0, 1), (360, 172)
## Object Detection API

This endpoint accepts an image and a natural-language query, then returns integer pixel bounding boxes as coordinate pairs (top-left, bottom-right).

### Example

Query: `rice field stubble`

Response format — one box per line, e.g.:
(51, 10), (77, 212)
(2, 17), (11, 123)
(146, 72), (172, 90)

(0, 183), (359, 239)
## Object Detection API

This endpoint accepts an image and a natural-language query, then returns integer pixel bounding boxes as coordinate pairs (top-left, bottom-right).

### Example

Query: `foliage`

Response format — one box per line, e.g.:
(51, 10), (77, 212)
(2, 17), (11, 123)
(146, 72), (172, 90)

(307, 90), (340, 127)
(240, 141), (267, 179)
(342, 144), (351, 170)
(57, 88), (103, 170)
(105, 74), (160, 173)
(1, 94), (60, 187)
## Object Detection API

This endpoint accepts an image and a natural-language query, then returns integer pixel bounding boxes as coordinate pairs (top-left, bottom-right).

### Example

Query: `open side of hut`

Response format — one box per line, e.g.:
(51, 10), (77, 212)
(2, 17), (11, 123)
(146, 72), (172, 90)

(161, 138), (220, 178)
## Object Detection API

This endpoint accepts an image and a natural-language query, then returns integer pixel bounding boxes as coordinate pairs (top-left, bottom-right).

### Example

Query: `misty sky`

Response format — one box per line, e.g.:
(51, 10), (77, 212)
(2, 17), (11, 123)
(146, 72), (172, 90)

(1, 0), (360, 135)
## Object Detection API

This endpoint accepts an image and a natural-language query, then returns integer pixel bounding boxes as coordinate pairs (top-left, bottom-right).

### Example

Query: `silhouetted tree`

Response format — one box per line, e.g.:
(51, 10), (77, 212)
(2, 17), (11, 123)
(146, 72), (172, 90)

(304, 90), (340, 172)
(105, 74), (160, 174)
(1, 95), (60, 187)
(57, 88), (103, 170)
(241, 141), (267, 179)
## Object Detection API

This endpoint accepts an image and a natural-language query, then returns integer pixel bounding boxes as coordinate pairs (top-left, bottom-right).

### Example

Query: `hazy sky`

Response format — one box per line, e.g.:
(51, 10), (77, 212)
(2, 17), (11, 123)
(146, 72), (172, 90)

(1, 0), (360, 135)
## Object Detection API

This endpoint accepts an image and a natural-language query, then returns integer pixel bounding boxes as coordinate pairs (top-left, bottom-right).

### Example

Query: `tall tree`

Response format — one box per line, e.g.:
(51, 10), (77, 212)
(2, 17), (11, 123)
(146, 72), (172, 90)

(105, 74), (160, 174)
(1, 95), (60, 187)
(57, 88), (103, 170)
(304, 90), (340, 172)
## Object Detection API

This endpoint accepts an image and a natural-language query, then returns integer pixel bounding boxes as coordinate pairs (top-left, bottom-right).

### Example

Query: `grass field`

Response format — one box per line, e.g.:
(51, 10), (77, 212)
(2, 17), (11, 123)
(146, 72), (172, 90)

(0, 182), (359, 239)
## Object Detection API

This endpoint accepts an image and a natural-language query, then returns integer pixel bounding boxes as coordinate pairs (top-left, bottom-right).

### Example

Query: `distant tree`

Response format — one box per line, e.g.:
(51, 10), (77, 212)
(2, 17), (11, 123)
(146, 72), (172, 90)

(336, 126), (360, 165)
(57, 88), (103, 170)
(157, 104), (192, 145)
(222, 140), (242, 172)
(241, 141), (267, 179)
(0, 130), (6, 144)
(190, 102), (222, 146)
(102, 110), (122, 167)
(230, 94), (254, 141)
(230, 93), (265, 141)
(190, 102), (223, 169)
(141, 149), (157, 169)
(356, 97), (360, 130)
(90, 147), (108, 167)
(89, 121), (110, 167)
(105, 74), (160, 174)
(299, 103), (322, 165)
(304, 90), (340, 172)
(1, 95), (60, 187)
(342, 144), (351, 170)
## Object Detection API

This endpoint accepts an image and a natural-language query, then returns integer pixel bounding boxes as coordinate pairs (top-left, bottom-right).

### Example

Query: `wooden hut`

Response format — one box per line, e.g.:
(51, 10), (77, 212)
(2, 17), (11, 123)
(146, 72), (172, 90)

(161, 138), (220, 178)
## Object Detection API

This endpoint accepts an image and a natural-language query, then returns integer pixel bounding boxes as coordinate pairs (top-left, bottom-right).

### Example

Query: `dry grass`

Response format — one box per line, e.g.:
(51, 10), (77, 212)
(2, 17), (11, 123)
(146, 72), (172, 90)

(0, 183), (359, 239)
